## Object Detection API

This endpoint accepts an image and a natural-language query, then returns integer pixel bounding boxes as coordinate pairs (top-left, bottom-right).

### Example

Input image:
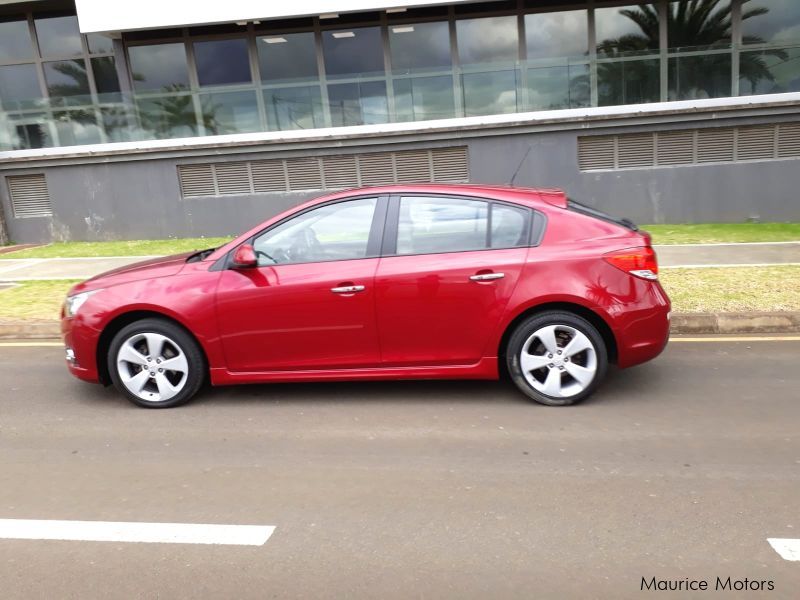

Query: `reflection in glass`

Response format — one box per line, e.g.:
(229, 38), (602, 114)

(742, 0), (800, 46)
(389, 21), (451, 73)
(0, 18), (34, 62)
(199, 90), (260, 135)
(0, 113), (51, 150)
(491, 203), (528, 249)
(739, 47), (800, 95)
(44, 60), (91, 105)
(457, 16), (518, 65)
(194, 39), (251, 86)
(328, 81), (388, 126)
(397, 196), (488, 255)
(87, 33), (113, 54)
(35, 15), (83, 57)
(128, 43), (189, 92)
(258, 32), (319, 83)
(527, 64), (589, 110)
(394, 75), (455, 122)
(136, 93), (197, 139)
(668, 0), (731, 51)
(323, 27), (385, 79)
(598, 59), (660, 105)
(0, 64), (43, 109)
(264, 86), (324, 130)
(462, 70), (518, 116)
(525, 10), (587, 60)
(91, 57), (121, 101)
(596, 4), (659, 57)
(101, 106), (133, 142)
(53, 109), (103, 146)
(669, 53), (731, 100)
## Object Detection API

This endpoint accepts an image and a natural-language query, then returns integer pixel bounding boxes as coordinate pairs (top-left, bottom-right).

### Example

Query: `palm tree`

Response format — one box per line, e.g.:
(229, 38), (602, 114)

(595, 0), (786, 100)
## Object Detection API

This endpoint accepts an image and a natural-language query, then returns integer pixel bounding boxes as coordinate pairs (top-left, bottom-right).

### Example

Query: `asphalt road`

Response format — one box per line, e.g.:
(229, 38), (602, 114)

(0, 338), (798, 599)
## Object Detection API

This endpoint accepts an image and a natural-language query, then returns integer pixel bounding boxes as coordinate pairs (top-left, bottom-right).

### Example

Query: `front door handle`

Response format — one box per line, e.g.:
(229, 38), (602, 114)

(331, 285), (365, 294)
(469, 272), (505, 282)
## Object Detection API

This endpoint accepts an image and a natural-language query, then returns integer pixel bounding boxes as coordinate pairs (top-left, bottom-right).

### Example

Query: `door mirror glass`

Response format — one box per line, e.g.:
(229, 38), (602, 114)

(231, 243), (257, 268)
(253, 198), (377, 266)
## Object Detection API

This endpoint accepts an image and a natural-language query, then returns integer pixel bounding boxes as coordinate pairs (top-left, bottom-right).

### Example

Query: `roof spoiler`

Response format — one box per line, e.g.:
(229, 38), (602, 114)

(536, 189), (568, 208)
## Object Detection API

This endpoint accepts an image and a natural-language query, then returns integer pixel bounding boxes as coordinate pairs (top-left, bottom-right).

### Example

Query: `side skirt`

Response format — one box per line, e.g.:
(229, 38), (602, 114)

(209, 357), (499, 386)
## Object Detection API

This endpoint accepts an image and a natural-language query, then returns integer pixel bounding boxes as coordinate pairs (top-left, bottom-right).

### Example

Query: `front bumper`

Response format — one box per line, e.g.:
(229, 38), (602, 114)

(62, 316), (101, 383)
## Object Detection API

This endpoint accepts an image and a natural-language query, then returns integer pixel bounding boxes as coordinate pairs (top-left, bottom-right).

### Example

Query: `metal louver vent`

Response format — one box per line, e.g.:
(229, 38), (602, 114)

(7, 174), (52, 218)
(431, 147), (469, 182)
(697, 128), (734, 163)
(577, 136), (615, 171)
(214, 162), (252, 195)
(736, 126), (775, 161)
(178, 147), (469, 198)
(178, 164), (215, 198)
(777, 123), (800, 158)
(251, 160), (287, 193)
(579, 122), (799, 171)
(617, 133), (654, 169)
(656, 130), (694, 166)
(286, 157), (323, 191)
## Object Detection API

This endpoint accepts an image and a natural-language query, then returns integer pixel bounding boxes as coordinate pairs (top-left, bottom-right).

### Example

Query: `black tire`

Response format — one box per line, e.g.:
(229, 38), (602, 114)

(107, 318), (205, 408)
(506, 311), (608, 406)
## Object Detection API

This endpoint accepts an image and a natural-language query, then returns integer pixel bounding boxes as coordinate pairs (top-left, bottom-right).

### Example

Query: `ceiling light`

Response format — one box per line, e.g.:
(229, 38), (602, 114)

(386, 7), (407, 13)
(235, 21), (247, 26)
(332, 31), (355, 38)
(392, 26), (414, 33)
(263, 37), (287, 43)
(320, 13), (339, 19)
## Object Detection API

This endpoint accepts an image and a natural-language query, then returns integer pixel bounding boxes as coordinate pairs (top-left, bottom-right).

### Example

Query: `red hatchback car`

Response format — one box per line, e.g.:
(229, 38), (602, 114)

(62, 184), (670, 408)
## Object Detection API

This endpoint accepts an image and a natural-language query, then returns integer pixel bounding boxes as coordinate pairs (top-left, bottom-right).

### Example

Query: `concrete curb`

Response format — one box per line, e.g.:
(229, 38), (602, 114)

(3, 312), (800, 340)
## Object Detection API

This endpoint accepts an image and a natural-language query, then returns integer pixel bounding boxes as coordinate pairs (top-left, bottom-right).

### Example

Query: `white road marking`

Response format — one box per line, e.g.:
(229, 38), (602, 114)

(670, 336), (800, 342)
(661, 262), (800, 269)
(654, 241), (800, 247)
(0, 519), (275, 546)
(768, 538), (800, 561)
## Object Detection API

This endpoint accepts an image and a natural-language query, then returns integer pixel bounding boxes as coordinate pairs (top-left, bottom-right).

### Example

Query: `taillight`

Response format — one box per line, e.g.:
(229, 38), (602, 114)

(603, 246), (659, 280)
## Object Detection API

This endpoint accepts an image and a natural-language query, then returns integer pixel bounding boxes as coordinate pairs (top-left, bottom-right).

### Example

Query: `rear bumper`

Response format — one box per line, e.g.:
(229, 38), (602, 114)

(613, 282), (671, 369)
(61, 316), (101, 383)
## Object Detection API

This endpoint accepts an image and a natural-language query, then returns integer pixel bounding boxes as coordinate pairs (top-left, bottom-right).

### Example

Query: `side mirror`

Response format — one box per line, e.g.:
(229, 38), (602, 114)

(231, 244), (257, 269)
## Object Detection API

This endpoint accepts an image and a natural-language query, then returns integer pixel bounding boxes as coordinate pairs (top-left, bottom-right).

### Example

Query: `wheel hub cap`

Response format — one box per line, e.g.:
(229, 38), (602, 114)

(519, 324), (598, 398)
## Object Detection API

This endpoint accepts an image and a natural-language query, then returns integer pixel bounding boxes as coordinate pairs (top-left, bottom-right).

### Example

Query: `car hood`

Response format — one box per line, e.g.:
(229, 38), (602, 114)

(69, 252), (194, 295)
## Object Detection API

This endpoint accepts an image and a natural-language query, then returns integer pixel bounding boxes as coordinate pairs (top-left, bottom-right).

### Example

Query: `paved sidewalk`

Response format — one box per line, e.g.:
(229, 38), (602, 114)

(0, 242), (799, 281)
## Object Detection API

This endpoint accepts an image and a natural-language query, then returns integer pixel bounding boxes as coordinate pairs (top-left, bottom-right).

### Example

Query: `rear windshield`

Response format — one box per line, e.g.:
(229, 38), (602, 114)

(567, 198), (638, 231)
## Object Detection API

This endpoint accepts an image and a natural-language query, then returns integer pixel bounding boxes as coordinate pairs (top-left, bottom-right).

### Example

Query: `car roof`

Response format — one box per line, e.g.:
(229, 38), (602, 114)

(316, 184), (566, 208)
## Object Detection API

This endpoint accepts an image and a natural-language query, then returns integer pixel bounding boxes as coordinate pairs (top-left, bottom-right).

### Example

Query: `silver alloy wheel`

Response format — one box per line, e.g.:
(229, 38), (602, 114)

(519, 324), (598, 398)
(116, 332), (189, 403)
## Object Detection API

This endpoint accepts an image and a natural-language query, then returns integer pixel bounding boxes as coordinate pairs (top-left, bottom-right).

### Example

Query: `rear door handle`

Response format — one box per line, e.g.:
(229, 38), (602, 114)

(331, 285), (365, 293)
(469, 273), (505, 282)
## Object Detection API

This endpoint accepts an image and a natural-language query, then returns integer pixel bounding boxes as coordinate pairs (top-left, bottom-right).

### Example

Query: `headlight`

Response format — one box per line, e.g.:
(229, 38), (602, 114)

(64, 290), (101, 317)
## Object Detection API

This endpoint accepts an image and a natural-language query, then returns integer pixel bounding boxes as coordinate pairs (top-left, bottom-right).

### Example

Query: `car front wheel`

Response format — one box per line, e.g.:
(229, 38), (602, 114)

(108, 318), (205, 408)
(506, 311), (608, 406)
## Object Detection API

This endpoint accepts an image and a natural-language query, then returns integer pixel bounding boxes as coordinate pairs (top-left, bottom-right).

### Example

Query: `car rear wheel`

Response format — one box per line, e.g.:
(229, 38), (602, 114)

(108, 318), (205, 408)
(506, 311), (608, 406)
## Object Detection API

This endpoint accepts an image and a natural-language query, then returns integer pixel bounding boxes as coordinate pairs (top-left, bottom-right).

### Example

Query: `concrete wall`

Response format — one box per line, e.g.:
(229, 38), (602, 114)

(2, 109), (799, 244)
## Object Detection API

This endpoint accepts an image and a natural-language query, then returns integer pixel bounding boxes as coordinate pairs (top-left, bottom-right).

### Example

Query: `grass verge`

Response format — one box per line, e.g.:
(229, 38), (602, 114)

(1, 237), (232, 259)
(0, 280), (80, 321)
(643, 223), (800, 245)
(660, 266), (800, 312)
(1, 267), (798, 322)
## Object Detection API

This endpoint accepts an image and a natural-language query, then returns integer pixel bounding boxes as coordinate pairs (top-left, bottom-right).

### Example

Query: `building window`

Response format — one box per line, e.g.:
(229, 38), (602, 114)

(34, 14), (84, 58)
(322, 27), (385, 79)
(0, 17), (34, 62)
(193, 39), (251, 87)
(258, 32), (319, 83)
(128, 43), (190, 92)
(0, 64), (42, 109)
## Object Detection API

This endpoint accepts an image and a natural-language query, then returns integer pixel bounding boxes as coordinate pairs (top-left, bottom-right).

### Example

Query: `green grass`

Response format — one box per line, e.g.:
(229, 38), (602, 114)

(1, 267), (798, 322)
(660, 266), (800, 313)
(0, 280), (80, 320)
(643, 223), (800, 245)
(1, 237), (232, 259)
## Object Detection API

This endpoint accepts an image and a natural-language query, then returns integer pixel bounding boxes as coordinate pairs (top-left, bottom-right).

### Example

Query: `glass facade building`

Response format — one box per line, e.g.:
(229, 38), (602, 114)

(1, 0), (799, 151)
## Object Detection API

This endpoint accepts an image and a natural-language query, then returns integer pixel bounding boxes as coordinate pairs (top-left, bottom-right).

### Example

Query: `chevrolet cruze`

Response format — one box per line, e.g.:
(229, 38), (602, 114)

(62, 184), (670, 408)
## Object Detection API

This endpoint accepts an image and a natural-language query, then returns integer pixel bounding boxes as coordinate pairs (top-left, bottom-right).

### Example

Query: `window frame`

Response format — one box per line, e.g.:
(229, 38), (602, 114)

(381, 192), (545, 257)
(220, 194), (389, 270)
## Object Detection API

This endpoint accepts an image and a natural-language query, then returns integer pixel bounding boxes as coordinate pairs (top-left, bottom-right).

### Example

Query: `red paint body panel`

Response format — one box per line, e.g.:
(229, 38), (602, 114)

(61, 184), (670, 389)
